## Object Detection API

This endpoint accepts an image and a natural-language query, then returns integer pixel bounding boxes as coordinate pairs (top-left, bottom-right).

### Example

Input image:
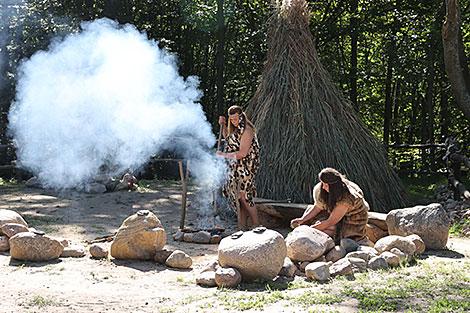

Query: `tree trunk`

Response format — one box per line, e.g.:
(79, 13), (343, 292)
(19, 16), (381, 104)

(349, 0), (359, 111)
(391, 80), (401, 144)
(215, 0), (226, 116)
(439, 83), (449, 139)
(442, 0), (470, 120)
(383, 46), (394, 152)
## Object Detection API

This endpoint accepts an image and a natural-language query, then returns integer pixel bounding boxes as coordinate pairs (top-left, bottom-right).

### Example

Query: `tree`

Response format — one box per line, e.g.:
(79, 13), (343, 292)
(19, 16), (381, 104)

(442, 0), (470, 120)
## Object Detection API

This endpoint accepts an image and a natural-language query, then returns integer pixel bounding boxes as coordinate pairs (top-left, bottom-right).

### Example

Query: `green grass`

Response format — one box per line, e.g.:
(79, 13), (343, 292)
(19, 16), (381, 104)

(400, 174), (447, 204)
(450, 218), (470, 237)
(27, 295), (57, 308)
(428, 298), (470, 313)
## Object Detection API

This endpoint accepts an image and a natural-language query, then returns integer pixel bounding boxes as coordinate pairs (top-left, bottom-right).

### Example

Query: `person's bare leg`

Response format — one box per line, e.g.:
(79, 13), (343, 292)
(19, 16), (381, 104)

(240, 192), (259, 227)
(236, 203), (247, 230)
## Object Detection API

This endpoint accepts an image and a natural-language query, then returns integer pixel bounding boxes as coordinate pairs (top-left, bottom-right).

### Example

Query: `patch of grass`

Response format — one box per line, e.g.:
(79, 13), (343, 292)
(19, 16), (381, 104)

(287, 278), (315, 290)
(400, 174), (446, 204)
(292, 291), (343, 307)
(157, 307), (176, 313)
(450, 218), (470, 237)
(217, 289), (287, 311)
(428, 298), (470, 313)
(0, 177), (20, 187)
(27, 295), (57, 308)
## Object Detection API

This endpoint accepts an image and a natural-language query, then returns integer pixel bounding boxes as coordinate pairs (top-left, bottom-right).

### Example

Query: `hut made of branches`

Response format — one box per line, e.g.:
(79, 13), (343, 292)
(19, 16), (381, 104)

(247, 0), (408, 212)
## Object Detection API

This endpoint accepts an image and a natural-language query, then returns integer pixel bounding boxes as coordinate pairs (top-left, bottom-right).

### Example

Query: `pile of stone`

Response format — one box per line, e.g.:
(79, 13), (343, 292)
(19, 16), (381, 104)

(0, 209), (86, 261)
(102, 210), (193, 269)
(435, 184), (470, 235)
(172, 228), (223, 244)
(196, 203), (450, 288)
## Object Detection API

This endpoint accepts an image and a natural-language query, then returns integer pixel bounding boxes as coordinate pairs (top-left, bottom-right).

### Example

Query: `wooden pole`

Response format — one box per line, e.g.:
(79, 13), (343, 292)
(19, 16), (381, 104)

(179, 160), (190, 229)
(213, 125), (224, 214)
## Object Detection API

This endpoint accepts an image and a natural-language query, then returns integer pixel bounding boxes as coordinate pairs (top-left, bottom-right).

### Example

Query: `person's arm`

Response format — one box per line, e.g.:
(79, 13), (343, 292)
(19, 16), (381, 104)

(217, 127), (254, 160)
(291, 204), (323, 227)
(312, 203), (349, 231)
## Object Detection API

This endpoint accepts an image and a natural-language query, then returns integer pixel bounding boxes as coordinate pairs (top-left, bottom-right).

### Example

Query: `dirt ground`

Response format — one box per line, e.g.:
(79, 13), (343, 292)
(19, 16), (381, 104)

(0, 181), (469, 313)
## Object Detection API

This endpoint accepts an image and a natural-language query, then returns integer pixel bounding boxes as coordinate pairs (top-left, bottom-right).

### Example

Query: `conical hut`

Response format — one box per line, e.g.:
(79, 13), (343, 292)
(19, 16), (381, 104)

(247, 0), (408, 212)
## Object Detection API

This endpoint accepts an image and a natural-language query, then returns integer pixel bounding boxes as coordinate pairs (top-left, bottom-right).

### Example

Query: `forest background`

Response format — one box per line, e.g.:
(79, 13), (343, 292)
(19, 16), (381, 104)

(0, 0), (469, 192)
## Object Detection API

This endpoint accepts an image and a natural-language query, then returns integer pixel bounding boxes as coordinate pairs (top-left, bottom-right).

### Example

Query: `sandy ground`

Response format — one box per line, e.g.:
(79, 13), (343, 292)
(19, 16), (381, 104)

(0, 182), (469, 313)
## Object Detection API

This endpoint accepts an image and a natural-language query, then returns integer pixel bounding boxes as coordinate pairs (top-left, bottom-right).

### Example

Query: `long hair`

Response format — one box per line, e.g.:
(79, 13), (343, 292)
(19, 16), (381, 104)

(318, 167), (350, 210)
(227, 105), (256, 135)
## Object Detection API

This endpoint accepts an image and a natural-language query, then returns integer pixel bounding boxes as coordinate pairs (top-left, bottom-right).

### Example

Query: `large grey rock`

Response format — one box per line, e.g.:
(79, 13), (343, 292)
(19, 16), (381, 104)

(374, 235), (416, 255)
(110, 210), (166, 260)
(0, 210), (28, 228)
(0, 223), (29, 238)
(0, 235), (9, 252)
(84, 183), (106, 194)
(330, 258), (353, 277)
(390, 248), (412, 263)
(386, 203), (450, 250)
(218, 228), (286, 281)
(325, 246), (347, 263)
(9, 232), (64, 261)
(285, 225), (334, 262)
(215, 267), (242, 288)
(305, 262), (330, 282)
(166, 250), (192, 269)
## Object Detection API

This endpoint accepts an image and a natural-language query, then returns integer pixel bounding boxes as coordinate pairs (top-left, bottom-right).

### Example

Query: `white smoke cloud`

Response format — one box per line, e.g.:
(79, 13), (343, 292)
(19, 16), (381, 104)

(8, 18), (226, 193)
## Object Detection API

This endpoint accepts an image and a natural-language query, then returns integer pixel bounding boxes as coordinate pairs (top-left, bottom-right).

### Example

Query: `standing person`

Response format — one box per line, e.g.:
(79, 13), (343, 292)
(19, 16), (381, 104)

(217, 105), (260, 230)
(290, 168), (369, 243)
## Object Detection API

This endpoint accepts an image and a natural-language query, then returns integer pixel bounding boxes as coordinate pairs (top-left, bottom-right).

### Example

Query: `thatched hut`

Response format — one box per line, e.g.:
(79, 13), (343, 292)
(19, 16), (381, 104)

(247, 0), (408, 212)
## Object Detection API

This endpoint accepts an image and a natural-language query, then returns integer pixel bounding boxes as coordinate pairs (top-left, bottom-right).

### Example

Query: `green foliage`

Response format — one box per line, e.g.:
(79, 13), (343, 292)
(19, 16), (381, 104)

(450, 218), (470, 237)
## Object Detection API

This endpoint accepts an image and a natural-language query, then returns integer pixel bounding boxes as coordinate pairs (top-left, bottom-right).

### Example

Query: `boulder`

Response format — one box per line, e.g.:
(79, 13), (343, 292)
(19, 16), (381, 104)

(110, 210), (166, 260)
(340, 238), (359, 253)
(210, 235), (222, 244)
(299, 261), (310, 272)
(365, 223), (388, 243)
(390, 248), (411, 263)
(89, 243), (109, 259)
(61, 245), (86, 258)
(215, 267), (242, 288)
(285, 225), (334, 262)
(330, 258), (353, 277)
(9, 232), (63, 261)
(196, 271), (217, 287)
(386, 203), (450, 250)
(173, 230), (184, 241)
(406, 234), (426, 255)
(305, 262), (330, 282)
(0, 235), (9, 252)
(325, 246), (346, 263)
(357, 245), (379, 257)
(165, 250), (192, 269)
(278, 257), (297, 278)
(0, 223), (29, 238)
(374, 235), (416, 255)
(368, 256), (389, 270)
(218, 227), (286, 281)
(0, 210), (28, 228)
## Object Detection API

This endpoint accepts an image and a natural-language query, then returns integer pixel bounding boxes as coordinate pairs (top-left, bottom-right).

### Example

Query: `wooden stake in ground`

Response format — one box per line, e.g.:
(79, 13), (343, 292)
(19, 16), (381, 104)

(179, 160), (190, 229)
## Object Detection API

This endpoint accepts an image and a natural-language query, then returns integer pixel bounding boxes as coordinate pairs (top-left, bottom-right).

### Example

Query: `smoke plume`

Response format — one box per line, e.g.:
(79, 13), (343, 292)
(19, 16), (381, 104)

(8, 18), (226, 193)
